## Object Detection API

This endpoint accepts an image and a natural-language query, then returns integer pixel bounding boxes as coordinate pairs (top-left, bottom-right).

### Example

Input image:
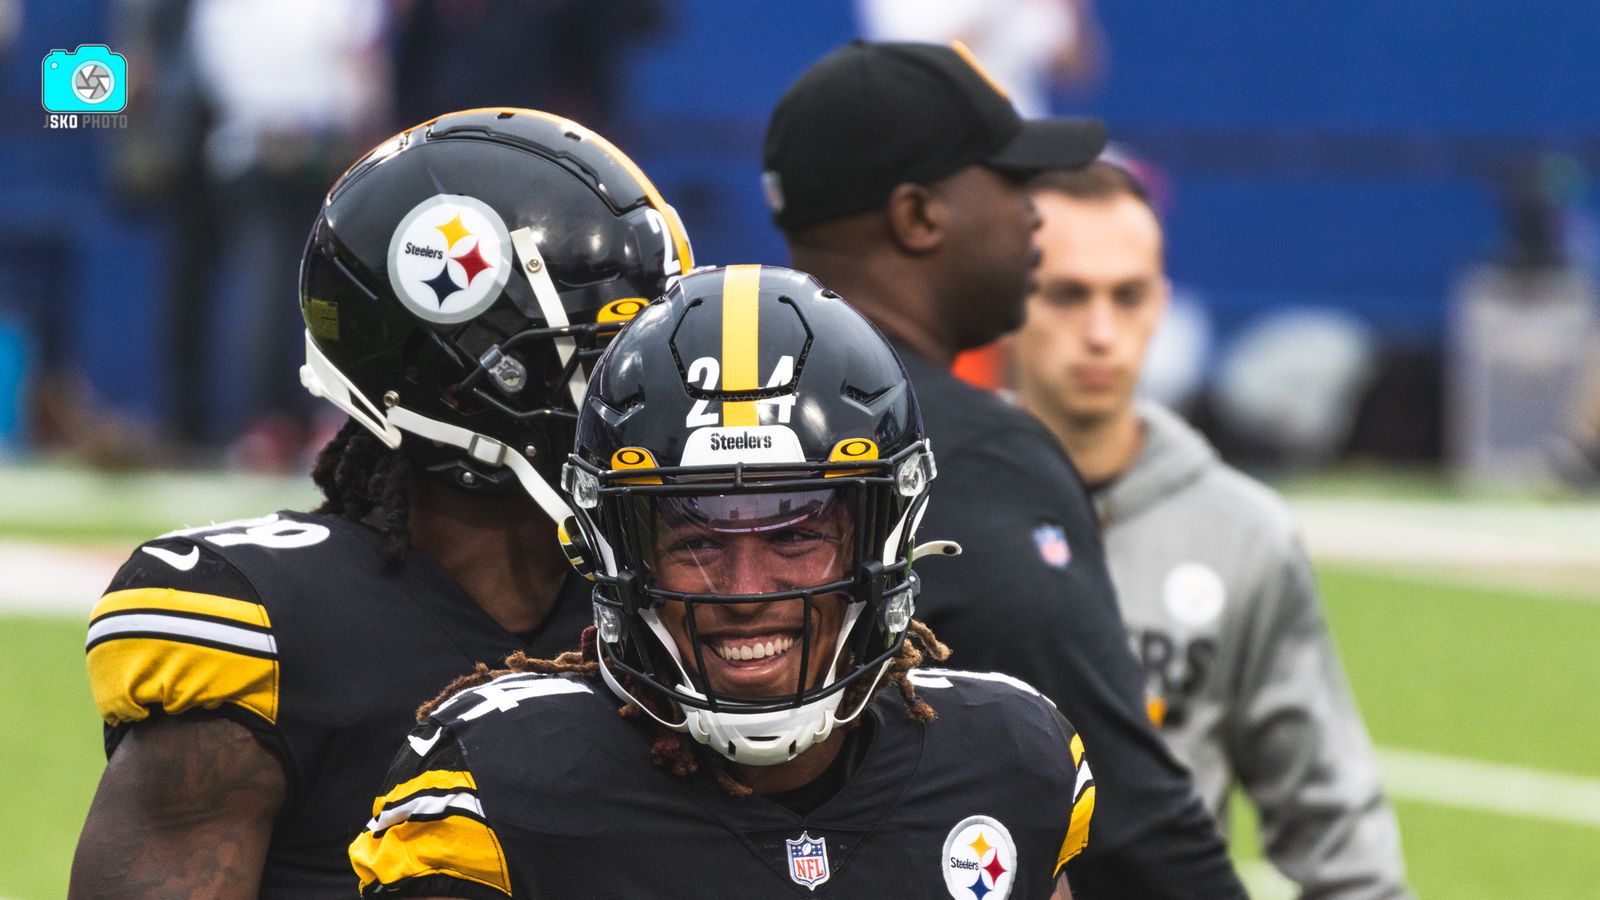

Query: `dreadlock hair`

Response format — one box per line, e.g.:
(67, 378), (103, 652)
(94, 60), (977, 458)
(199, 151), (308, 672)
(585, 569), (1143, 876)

(416, 620), (951, 798)
(310, 418), (414, 567)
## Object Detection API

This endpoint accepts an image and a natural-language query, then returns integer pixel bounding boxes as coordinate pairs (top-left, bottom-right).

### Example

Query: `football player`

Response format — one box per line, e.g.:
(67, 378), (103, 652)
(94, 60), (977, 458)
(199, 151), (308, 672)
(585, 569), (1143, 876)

(349, 265), (1096, 899)
(69, 109), (693, 899)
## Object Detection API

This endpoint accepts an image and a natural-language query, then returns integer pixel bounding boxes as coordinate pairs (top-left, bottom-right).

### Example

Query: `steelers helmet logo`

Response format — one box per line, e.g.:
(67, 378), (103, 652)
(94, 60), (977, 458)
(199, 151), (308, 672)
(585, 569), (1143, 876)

(387, 194), (514, 324)
(942, 815), (1017, 900)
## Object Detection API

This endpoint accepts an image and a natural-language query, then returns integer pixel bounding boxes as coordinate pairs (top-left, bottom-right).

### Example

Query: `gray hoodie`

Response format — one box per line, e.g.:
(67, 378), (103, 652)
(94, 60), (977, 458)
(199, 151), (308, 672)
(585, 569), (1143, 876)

(1092, 401), (1410, 899)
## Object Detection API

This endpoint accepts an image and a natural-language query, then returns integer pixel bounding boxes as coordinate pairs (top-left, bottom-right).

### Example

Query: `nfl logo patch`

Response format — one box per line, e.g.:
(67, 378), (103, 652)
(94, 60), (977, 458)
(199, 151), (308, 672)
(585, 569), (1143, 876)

(785, 832), (831, 890)
(1032, 523), (1071, 570)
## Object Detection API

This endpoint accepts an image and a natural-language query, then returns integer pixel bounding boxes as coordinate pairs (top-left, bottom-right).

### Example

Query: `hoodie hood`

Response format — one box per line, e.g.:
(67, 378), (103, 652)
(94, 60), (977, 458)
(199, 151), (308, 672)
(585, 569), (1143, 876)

(1094, 401), (1217, 524)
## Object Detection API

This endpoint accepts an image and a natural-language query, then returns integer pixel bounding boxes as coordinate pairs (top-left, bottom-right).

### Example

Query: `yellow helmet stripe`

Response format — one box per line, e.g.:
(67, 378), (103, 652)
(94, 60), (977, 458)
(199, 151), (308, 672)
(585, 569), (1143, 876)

(720, 265), (762, 426)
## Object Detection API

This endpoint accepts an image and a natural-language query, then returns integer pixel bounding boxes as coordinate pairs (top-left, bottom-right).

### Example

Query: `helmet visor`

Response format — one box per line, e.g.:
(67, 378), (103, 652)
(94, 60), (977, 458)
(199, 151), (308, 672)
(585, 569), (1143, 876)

(638, 487), (856, 596)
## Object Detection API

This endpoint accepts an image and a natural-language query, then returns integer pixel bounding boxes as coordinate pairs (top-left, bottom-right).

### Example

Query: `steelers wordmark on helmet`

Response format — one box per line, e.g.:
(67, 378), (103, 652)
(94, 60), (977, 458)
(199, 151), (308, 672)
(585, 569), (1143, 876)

(387, 194), (514, 324)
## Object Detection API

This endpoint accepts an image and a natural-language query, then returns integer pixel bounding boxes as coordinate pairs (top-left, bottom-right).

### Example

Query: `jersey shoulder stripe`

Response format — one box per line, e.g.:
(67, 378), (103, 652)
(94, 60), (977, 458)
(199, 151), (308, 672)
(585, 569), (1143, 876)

(905, 668), (1094, 872)
(352, 742), (512, 897)
(87, 545), (280, 728)
(1057, 731), (1096, 872)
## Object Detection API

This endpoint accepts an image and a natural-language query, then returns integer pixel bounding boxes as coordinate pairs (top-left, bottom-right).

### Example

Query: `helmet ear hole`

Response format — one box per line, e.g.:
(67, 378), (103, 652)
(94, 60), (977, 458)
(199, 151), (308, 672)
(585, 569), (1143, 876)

(558, 516), (597, 581)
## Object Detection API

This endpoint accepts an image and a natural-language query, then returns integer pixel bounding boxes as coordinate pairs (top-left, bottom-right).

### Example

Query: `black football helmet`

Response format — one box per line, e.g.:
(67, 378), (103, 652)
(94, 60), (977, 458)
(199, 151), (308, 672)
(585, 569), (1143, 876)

(299, 108), (693, 521)
(561, 265), (955, 765)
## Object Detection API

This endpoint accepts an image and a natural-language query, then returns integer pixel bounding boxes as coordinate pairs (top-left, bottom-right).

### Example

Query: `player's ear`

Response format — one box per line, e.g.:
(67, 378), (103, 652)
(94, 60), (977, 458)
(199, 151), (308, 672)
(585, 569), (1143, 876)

(557, 517), (597, 582)
(884, 182), (945, 255)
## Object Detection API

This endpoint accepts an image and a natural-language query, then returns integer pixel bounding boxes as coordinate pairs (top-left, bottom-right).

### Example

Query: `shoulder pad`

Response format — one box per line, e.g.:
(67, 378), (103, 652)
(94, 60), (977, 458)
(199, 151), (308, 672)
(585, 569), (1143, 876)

(88, 534), (278, 728)
(351, 724), (512, 898)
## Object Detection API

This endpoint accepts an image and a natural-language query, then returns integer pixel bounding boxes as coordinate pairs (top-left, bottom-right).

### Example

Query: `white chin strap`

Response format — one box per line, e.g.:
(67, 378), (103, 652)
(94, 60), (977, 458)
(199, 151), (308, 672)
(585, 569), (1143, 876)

(300, 331), (575, 525)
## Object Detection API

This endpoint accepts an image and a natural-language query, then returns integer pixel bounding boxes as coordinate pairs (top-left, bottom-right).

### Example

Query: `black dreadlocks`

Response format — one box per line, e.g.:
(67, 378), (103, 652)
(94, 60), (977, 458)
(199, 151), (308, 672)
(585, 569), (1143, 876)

(310, 418), (414, 567)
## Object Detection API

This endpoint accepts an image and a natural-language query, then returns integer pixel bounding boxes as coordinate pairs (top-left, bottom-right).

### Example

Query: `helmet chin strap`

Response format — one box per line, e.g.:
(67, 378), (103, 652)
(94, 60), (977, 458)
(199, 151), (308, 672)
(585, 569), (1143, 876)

(301, 331), (576, 525)
(604, 603), (873, 767)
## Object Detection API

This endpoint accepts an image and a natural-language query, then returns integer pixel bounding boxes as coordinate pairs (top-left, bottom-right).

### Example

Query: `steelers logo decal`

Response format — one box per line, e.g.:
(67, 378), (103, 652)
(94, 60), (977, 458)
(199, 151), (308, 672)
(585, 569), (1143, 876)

(942, 815), (1017, 899)
(388, 194), (514, 324)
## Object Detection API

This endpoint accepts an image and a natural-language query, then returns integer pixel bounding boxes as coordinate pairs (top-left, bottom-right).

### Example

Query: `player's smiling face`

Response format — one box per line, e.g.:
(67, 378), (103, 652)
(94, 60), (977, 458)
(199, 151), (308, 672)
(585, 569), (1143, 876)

(647, 489), (854, 700)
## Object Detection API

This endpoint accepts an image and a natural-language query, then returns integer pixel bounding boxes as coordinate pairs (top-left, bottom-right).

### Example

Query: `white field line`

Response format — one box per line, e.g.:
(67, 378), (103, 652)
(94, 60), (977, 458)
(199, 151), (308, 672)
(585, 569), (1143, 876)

(1288, 496), (1600, 571)
(1378, 747), (1600, 828)
(0, 540), (122, 616)
(1287, 496), (1600, 600)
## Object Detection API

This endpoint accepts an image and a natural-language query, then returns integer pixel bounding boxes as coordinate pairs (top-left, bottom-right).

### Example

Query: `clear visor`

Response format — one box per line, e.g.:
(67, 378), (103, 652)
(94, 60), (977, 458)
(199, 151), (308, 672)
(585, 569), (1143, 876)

(634, 487), (856, 596)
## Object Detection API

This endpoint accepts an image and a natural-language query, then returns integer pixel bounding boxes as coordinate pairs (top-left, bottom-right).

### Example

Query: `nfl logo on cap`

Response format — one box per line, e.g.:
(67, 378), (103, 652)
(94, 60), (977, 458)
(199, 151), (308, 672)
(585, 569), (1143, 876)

(786, 832), (831, 890)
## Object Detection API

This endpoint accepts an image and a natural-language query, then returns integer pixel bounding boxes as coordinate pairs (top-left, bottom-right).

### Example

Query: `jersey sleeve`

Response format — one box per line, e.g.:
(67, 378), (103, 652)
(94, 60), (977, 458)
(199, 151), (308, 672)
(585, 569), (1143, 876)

(86, 537), (280, 745)
(349, 723), (514, 900)
(1051, 708), (1096, 875)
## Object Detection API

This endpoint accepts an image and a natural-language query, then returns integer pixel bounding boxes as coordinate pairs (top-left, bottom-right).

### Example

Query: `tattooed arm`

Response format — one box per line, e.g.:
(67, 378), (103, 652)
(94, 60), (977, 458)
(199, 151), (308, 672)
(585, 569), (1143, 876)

(69, 715), (286, 900)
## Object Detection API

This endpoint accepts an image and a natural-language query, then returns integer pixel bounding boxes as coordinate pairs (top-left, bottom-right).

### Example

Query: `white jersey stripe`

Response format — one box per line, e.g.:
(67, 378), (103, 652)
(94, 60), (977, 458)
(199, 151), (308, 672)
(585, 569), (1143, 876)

(86, 612), (278, 656)
(1074, 759), (1095, 800)
(366, 790), (487, 834)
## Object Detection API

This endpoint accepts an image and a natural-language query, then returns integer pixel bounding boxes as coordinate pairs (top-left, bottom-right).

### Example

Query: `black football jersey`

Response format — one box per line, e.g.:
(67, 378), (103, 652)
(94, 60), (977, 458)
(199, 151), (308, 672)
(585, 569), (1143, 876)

(85, 510), (591, 898)
(352, 667), (1096, 899)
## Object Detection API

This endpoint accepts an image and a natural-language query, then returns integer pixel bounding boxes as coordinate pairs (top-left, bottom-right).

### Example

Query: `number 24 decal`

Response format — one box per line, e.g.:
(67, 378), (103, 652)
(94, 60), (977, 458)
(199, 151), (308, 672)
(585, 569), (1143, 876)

(684, 355), (795, 427)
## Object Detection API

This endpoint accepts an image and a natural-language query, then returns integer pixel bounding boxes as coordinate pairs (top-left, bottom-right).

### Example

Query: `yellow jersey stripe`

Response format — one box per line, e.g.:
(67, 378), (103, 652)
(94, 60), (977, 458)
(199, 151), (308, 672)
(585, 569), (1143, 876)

(350, 815), (512, 897)
(374, 769), (481, 816)
(1070, 732), (1085, 767)
(720, 264), (762, 426)
(87, 636), (279, 726)
(1056, 784), (1095, 873)
(91, 587), (271, 629)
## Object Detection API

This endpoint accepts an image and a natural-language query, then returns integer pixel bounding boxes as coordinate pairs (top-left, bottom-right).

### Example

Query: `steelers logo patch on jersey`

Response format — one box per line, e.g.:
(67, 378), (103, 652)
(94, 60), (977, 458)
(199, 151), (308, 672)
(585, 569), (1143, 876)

(942, 815), (1017, 900)
(387, 194), (514, 324)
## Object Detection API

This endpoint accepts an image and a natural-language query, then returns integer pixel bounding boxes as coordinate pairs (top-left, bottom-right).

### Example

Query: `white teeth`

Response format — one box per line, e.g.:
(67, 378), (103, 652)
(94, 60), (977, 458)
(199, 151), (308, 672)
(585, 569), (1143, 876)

(715, 637), (796, 662)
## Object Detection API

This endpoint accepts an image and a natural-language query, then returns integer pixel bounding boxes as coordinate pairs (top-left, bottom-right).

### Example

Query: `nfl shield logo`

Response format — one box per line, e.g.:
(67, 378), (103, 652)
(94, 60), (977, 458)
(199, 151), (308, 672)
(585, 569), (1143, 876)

(785, 832), (831, 890)
(1032, 523), (1071, 570)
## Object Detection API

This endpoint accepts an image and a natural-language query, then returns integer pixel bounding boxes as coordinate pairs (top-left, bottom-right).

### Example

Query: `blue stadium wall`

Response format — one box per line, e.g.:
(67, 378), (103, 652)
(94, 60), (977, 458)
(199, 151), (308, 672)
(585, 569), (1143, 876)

(1, 0), (1596, 422)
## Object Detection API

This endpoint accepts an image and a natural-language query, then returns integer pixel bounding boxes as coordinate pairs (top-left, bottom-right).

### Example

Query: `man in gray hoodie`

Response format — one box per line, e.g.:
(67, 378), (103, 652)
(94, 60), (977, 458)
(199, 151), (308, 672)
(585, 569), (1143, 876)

(1011, 162), (1411, 899)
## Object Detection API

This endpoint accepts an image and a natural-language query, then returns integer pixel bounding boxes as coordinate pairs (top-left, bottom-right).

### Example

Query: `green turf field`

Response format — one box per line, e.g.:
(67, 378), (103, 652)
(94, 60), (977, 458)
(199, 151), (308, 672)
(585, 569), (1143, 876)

(3, 556), (1598, 898)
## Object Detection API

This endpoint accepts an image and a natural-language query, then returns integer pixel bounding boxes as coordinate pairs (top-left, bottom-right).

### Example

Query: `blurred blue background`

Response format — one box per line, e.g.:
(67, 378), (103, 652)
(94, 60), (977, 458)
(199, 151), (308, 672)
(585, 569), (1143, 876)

(1, 0), (1597, 469)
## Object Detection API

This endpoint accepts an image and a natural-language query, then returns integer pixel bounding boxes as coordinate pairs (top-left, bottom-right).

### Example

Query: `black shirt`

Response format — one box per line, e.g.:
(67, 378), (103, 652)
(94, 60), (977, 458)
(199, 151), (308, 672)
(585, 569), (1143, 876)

(353, 668), (1095, 898)
(894, 345), (1245, 898)
(86, 510), (592, 898)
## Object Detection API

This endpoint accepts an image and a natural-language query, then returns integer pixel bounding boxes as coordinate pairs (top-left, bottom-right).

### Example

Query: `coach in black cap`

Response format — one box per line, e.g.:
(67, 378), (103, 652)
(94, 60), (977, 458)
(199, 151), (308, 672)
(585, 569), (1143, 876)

(766, 41), (1246, 899)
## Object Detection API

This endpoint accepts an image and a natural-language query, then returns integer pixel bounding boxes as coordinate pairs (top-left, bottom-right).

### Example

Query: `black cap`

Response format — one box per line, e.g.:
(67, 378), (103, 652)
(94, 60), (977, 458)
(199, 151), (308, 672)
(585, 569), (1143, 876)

(763, 40), (1108, 231)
